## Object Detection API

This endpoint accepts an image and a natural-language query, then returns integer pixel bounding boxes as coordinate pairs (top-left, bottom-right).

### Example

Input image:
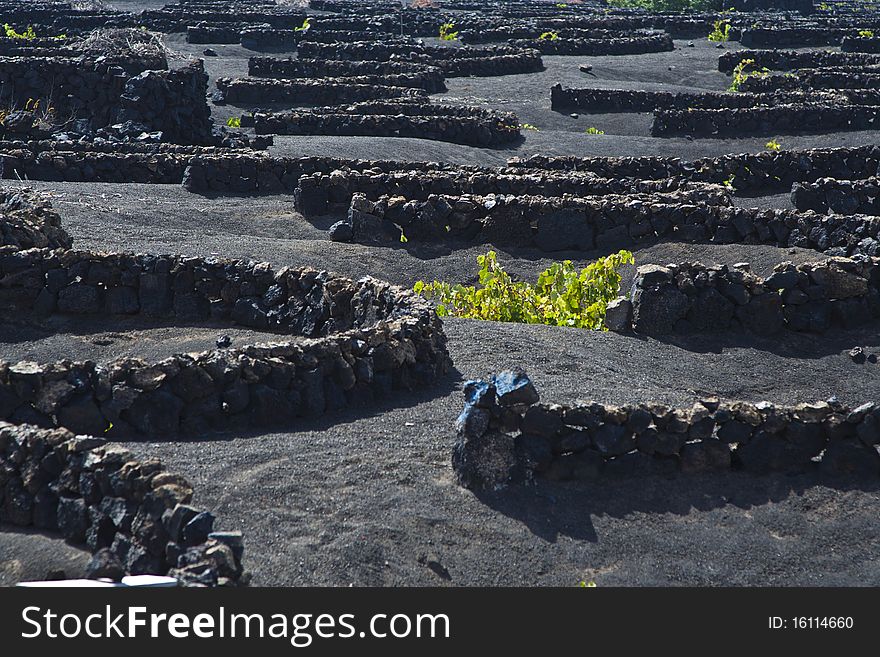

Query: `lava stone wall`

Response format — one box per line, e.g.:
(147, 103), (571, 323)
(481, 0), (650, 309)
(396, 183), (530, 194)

(651, 102), (880, 138)
(616, 257), (880, 336)
(739, 27), (848, 48)
(248, 57), (446, 90)
(0, 56), (129, 128)
(239, 26), (299, 50)
(506, 34), (673, 56)
(459, 26), (657, 44)
(345, 189), (733, 251)
(0, 249), (450, 438)
(0, 187), (71, 250)
(181, 154), (459, 194)
(792, 177), (880, 215)
(215, 77), (427, 105)
(0, 56), (214, 144)
(718, 49), (880, 74)
(0, 422), (247, 586)
(349, 192), (880, 257)
(0, 148), (194, 184)
(732, 0), (814, 11)
(737, 70), (880, 93)
(511, 147), (880, 193)
(115, 60), (214, 146)
(140, 5), (305, 32)
(550, 85), (840, 113)
(251, 103), (520, 148)
(293, 169), (722, 215)
(452, 370), (880, 491)
(186, 22), (245, 44)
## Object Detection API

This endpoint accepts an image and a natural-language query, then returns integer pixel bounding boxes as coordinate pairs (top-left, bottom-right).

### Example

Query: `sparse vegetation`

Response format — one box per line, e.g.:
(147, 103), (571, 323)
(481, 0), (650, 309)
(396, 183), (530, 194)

(728, 58), (769, 92)
(3, 23), (36, 40)
(0, 97), (59, 132)
(226, 116), (241, 128)
(439, 22), (458, 41)
(765, 138), (781, 151)
(708, 18), (731, 43)
(539, 31), (560, 41)
(585, 126), (605, 134)
(414, 250), (634, 330)
(519, 123), (540, 131)
(859, 29), (875, 38)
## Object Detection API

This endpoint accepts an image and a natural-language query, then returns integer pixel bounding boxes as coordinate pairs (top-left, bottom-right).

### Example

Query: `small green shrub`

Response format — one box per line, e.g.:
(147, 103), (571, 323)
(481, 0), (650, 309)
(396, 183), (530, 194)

(585, 126), (605, 134)
(728, 58), (769, 92)
(539, 31), (560, 41)
(3, 23), (36, 40)
(414, 250), (634, 330)
(859, 29), (875, 38)
(707, 18), (731, 43)
(519, 122), (540, 131)
(439, 22), (458, 41)
(226, 116), (242, 128)
(765, 138), (781, 151)
(294, 17), (311, 32)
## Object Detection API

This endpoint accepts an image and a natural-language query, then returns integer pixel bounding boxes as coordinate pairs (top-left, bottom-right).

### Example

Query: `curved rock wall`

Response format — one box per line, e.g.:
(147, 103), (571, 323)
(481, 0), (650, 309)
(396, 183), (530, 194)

(0, 422), (247, 586)
(0, 248), (450, 437)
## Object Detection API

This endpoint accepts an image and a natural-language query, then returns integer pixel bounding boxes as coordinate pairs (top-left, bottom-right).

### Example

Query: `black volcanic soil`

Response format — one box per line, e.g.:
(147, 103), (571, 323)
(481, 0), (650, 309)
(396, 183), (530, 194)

(2, 17), (880, 586)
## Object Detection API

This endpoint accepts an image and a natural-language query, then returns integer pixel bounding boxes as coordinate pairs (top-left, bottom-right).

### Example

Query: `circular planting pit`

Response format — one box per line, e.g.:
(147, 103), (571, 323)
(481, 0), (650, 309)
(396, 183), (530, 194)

(0, 188), (451, 440)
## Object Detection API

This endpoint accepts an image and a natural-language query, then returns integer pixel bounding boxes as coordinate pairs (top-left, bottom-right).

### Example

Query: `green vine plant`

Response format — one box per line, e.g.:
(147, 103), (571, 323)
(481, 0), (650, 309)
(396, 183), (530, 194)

(728, 58), (769, 92)
(414, 250), (634, 330)
(539, 31), (560, 41)
(4, 23), (37, 39)
(707, 18), (731, 43)
(294, 17), (311, 33)
(439, 22), (458, 41)
(585, 126), (605, 134)
(519, 122), (540, 131)
(765, 138), (781, 151)
(226, 116), (241, 128)
(859, 29), (875, 38)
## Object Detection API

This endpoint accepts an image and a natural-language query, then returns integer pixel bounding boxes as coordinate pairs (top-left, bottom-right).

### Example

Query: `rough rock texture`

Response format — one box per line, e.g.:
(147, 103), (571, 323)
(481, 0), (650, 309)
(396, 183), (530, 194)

(0, 187), (71, 250)
(0, 421), (247, 586)
(623, 258), (880, 336)
(452, 371), (880, 489)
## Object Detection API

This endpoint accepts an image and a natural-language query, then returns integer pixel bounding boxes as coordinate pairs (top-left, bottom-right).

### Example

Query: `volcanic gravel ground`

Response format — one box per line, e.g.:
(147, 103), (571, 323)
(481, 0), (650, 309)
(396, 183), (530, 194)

(3, 25), (880, 585)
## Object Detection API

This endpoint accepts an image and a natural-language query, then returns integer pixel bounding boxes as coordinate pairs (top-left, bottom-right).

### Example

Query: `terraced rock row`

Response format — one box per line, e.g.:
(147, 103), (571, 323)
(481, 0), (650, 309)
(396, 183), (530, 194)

(0, 185), (452, 585)
(452, 370), (880, 490)
(248, 100), (522, 148)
